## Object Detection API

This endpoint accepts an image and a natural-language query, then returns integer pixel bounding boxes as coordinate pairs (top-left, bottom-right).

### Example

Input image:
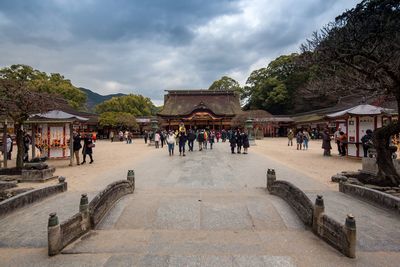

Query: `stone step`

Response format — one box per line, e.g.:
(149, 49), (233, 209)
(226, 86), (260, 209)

(102, 254), (297, 267)
(63, 229), (327, 255)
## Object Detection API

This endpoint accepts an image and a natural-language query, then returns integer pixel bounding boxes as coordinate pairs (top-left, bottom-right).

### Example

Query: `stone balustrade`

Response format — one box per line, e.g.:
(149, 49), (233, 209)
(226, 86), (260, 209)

(267, 169), (356, 258)
(48, 170), (135, 256)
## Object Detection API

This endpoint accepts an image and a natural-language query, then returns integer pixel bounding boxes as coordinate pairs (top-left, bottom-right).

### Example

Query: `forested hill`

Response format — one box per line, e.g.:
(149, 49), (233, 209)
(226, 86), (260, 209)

(79, 87), (126, 111)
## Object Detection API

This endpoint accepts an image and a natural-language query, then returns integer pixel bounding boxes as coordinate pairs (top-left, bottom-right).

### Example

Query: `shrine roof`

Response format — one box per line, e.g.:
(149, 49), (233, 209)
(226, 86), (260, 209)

(158, 90), (242, 117)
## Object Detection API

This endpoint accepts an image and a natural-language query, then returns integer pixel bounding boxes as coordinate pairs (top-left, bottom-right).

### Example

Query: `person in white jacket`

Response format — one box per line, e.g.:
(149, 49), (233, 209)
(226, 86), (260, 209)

(166, 131), (176, 156)
(154, 132), (161, 148)
(6, 134), (13, 160)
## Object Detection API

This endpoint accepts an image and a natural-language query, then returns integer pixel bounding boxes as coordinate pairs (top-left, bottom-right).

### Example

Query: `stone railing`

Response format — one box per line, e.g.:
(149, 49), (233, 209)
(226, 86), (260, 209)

(266, 169), (356, 258)
(339, 182), (400, 214)
(0, 177), (67, 218)
(267, 169), (313, 226)
(48, 170), (135, 256)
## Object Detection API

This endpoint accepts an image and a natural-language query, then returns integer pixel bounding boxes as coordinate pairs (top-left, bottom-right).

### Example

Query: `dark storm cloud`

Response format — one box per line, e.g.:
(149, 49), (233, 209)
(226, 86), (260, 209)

(0, 0), (240, 46)
(0, 0), (360, 103)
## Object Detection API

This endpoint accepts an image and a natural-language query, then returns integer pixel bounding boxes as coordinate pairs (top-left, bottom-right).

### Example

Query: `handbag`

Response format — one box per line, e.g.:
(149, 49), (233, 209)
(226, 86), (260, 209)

(88, 143), (95, 148)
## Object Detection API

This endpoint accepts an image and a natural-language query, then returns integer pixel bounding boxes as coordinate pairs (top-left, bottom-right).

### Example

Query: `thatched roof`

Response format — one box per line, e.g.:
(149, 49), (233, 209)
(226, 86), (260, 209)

(158, 90), (242, 117)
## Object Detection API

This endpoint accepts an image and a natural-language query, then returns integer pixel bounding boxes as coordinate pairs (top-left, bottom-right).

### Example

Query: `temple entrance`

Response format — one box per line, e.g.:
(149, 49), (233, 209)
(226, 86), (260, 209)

(158, 90), (241, 130)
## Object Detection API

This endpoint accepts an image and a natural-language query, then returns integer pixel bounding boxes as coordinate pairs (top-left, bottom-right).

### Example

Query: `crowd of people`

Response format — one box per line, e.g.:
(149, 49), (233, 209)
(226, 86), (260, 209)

(142, 125), (250, 157)
(287, 127), (378, 158)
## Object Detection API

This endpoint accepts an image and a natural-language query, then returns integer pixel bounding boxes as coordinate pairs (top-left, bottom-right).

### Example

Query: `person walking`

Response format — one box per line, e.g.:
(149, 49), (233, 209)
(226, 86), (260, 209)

(216, 131), (221, 143)
(154, 131), (160, 148)
(6, 134), (13, 160)
(160, 131), (165, 148)
(333, 127), (342, 155)
(23, 132), (31, 162)
(166, 131), (175, 156)
(178, 130), (187, 156)
(321, 129), (332, 156)
(203, 130), (208, 149)
(197, 129), (204, 151)
(128, 132), (133, 144)
(119, 131), (123, 142)
(81, 134), (94, 164)
(187, 129), (196, 151)
(229, 130), (237, 154)
(144, 130), (148, 144)
(296, 130), (303, 150)
(221, 129), (227, 142)
(303, 129), (311, 150)
(242, 131), (250, 154)
(287, 129), (294, 146)
(73, 132), (82, 165)
(110, 131), (114, 142)
(361, 129), (373, 157)
(339, 131), (348, 156)
(236, 129), (243, 154)
(209, 130), (215, 150)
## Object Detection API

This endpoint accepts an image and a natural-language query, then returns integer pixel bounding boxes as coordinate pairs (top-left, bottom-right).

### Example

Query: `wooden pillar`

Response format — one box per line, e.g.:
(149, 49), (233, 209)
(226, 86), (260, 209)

(31, 124), (36, 160)
(355, 116), (360, 157)
(2, 119), (7, 168)
(69, 123), (74, 166)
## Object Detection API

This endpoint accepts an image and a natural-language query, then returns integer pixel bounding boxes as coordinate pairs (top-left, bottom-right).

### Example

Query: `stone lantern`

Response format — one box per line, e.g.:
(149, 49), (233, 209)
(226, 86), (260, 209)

(245, 118), (255, 145)
(148, 119), (159, 146)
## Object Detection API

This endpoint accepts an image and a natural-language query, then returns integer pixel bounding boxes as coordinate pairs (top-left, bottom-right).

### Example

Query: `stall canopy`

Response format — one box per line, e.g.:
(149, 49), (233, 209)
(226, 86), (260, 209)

(28, 110), (88, 123)
(26, 110), (88, 165)
(326, 104), (393, 118)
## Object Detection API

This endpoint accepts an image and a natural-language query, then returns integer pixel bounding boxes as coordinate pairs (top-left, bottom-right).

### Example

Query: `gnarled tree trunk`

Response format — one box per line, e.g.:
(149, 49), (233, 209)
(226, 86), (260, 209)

(15, 123), (25, 169)
(373, 97), (400, 187)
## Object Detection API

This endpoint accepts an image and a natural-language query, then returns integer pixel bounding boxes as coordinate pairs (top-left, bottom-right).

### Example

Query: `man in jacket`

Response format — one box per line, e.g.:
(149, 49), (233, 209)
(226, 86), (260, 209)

(187, 129), (196, 151)
(197, 129), (204, 151)
(178, 130), (187, 156)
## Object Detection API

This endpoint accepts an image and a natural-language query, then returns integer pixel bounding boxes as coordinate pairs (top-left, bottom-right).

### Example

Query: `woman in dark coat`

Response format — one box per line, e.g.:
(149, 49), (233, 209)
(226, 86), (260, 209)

(321, 130), (332, 156)
(229, 131), (237, 154)
(236, 129), (243, 154)
(242, 132), (250, 154)
(81, 134), (94, 164)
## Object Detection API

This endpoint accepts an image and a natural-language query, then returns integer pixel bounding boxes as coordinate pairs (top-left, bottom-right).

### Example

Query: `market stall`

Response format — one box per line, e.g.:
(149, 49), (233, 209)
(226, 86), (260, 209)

(326, 104), (394, 157)
(26, 110), (88, 165)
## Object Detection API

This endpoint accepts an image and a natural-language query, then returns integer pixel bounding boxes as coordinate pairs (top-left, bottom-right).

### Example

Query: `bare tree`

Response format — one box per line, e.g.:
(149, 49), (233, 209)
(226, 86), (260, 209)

(300, 0), (400, 186)
(0, 79), (56, 168)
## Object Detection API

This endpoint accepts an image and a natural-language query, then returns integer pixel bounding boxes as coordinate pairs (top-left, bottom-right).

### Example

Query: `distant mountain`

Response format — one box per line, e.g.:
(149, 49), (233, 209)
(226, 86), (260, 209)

(79, 87), (126, 111)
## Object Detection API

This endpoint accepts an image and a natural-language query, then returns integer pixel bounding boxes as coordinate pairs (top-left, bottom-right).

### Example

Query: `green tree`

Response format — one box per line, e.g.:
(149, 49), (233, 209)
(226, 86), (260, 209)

(1, 64), (86, 110)
(99, 112), (138, 130)
(243, 53), (311, 114)
(208, 76), (242, 93)
(0, 66), (56, 168)
(95, 94), (156, 116)
(300, 0), (400, 186)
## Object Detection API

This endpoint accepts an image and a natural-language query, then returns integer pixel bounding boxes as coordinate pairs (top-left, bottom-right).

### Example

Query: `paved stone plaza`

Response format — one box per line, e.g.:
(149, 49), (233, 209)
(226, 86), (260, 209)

(0, 139), (399, 266)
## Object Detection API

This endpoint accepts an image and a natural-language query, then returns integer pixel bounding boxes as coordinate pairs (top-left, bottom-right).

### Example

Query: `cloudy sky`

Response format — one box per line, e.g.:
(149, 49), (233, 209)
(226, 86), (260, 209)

(0, 0), (359, 105)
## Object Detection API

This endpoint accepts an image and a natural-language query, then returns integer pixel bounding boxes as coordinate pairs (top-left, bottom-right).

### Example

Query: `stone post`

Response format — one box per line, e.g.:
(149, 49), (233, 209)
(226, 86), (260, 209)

(313, 195), (325, 234)
(344, 214), (356, 258)
(58, 176), (67, 191)
(79, 193), (91, 232)
(127, 169), (135, 190)
(48, 212), (61, 256)
(79, 193), (89, 213)
(266, 169), (276, 191)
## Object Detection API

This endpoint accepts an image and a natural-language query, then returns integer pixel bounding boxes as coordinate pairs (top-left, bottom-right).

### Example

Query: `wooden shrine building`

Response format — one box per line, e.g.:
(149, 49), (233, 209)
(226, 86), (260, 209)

(158, 90), (242, 130)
